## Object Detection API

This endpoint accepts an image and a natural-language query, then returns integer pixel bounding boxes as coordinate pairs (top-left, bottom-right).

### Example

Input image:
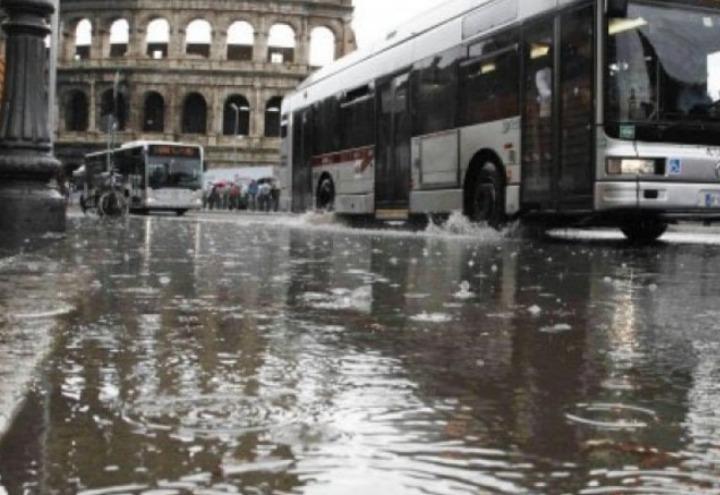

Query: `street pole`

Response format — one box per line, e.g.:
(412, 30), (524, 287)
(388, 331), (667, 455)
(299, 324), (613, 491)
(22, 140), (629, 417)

(230, 102), (239, 167)
(0, 0), (65, 239)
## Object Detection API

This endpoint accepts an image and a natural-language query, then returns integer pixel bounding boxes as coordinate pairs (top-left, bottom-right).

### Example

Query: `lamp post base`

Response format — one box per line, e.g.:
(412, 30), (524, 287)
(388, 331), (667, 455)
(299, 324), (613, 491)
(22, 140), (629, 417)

(0, 181), (66, 238)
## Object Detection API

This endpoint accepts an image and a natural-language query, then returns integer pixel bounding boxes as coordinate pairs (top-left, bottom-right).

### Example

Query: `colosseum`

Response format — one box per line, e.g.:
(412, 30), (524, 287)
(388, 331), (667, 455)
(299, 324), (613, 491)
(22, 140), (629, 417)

(54, 0), (356, 175)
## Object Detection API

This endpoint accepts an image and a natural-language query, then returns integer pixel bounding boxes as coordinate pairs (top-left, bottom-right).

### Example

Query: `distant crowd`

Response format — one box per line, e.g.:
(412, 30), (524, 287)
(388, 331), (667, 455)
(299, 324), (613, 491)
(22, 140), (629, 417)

(203, 179), (281, 212)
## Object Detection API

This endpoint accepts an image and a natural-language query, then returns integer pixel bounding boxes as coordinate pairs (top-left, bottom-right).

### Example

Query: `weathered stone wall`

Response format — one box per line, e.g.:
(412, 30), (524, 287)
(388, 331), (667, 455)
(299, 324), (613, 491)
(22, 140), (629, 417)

(55, 0), (355, 171)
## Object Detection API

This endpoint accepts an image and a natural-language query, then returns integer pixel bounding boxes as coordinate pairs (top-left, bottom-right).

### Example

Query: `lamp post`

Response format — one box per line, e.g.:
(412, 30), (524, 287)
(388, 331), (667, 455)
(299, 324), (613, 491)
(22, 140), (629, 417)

(229, 102), (248, 167)
(0, 0), (65, 238)
(230, 102), (240, 166)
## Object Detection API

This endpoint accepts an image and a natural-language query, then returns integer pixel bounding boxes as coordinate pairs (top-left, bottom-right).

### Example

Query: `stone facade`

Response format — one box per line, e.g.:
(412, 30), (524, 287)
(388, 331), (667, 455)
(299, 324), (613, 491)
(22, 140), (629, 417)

(55, 0), (355, 171)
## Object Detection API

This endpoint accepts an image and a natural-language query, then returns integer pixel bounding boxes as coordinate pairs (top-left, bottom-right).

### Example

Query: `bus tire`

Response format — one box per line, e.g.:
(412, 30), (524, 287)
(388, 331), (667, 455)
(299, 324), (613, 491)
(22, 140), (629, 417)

(467, 162), (505, 229)
(620, 218), (668, 244)
(317, 176), (335, 211)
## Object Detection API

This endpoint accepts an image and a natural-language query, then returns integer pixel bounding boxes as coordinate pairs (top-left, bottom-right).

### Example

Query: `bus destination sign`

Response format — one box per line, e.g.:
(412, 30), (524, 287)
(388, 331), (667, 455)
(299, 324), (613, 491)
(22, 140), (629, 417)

(149, 145), (201, 159)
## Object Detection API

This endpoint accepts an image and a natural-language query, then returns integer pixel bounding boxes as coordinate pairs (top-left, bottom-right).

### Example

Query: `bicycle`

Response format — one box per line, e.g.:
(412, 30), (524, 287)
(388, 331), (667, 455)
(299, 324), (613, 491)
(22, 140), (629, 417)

(81, 169), (129, 219)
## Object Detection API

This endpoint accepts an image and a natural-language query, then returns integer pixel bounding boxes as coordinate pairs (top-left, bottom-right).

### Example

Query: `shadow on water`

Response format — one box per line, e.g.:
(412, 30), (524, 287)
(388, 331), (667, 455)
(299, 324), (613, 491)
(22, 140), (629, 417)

(1, 214), (720, 494)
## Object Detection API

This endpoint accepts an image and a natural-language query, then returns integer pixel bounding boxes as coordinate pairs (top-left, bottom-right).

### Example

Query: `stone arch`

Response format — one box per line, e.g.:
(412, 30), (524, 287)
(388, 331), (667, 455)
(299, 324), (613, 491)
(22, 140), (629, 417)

(100, 88), (129, 131)
(223, 94), (250, 136)
(64, 89), (89, 131)
(143, 91), (165, 132)
(268, 23), (295, 64)
(309, 26), (336, 68)
(146, 18), (170, 59)
(74, 18), (92, 60)
(185, 18), (212, 58)
(109, 18), (129, 57)
(264, 96), (282, 137)
(227, 21), (254, 61)
(182, 92), (208, 134)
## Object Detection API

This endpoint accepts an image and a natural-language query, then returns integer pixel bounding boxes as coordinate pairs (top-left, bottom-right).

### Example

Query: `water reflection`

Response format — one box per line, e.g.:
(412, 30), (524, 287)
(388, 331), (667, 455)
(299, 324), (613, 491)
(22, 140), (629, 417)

(0, 217), (720, 494)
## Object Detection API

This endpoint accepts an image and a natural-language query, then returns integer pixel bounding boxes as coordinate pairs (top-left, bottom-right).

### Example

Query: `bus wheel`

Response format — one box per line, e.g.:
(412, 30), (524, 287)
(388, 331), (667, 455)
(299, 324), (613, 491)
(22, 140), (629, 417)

(468, 164), (504, 229)
(175, 209), (187, 217)
(317, 177), (335, 211)
(620, 218), (668, 244)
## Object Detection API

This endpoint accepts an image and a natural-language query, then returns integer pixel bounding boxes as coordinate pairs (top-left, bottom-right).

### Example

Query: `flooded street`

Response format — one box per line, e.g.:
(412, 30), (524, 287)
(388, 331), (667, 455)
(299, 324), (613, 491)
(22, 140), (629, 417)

(1, 212), (720, 494)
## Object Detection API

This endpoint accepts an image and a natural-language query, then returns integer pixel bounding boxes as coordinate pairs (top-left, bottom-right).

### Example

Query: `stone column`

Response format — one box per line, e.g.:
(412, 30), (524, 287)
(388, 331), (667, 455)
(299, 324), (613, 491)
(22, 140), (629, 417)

(253, 30), (267, 64)
(211, 18), (226, 62)
(166, 86), (179, 137)
(253, 86), (264, 138)
(297, 33), (310, 67)
(91, 17), (104, 59)
(0, 0), (65, 236)
(296, 19), (310, 66)
(88, 80), (96, 132)
(129, 14), (144, 58)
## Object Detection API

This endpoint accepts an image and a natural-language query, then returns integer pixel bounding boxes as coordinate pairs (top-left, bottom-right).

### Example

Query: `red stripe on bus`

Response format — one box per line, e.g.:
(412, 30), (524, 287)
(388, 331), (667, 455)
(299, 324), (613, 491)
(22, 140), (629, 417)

(311, 146), (375, 168)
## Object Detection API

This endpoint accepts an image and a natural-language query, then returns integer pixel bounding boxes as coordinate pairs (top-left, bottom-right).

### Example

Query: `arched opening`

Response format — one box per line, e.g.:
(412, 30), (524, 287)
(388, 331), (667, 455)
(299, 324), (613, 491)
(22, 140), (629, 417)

(310, 26), (336, 68)
(268, 24), (295, 64)
(146, 18), (170, 59)
(186, 19), (212, 58)
(143, 92), (165, 132)
(74, 19), (92, 60)
(109, 19), (129, 57)
(227, 21), (254, 61)
(65, 90), (89, 131)
(100, 88), (128, 131)
(223, 95), (250, 136)
(182, 93), (207, 134)
(265, 96), (282, 137)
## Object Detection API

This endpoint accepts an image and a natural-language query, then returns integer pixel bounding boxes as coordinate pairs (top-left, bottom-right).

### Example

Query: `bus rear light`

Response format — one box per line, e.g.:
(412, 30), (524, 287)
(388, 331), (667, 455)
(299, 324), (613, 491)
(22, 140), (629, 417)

(607, 158), (664, 176)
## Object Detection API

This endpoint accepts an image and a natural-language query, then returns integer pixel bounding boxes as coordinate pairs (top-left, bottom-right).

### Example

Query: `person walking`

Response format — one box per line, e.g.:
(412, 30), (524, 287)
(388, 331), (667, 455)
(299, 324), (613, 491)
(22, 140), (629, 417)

(248, 180), (258, 211)
(270, 180), (280, 212)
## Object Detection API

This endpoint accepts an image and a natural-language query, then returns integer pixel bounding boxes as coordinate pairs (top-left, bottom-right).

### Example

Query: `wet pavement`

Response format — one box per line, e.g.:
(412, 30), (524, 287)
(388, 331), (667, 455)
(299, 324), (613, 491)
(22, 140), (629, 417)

(1, 212), (720, 494)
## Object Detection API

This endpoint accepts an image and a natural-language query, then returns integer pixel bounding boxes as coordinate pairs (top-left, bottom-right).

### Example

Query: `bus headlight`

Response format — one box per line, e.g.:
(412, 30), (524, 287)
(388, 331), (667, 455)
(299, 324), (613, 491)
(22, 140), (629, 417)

(607, 158), (660, 176)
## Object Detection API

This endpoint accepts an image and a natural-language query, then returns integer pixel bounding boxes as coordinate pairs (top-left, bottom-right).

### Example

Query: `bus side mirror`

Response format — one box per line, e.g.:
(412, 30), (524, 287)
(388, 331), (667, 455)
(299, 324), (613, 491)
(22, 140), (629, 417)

(608, 0), (628, 17)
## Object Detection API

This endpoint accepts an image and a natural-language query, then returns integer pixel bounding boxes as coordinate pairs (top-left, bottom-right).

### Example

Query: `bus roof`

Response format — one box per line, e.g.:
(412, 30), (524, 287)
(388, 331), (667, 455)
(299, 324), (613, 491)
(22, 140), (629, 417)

(119, 140), (202, 149)
(297, 0), (479, 91)
(85, 141), (203, 159)
(285, 0), (574, 112)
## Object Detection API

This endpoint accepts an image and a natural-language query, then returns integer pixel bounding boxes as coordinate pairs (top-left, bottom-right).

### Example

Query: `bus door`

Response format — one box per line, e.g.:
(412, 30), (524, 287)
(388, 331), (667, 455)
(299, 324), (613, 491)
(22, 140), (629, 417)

(291, 109), (314, 213)
(521, 5), (595, 211)
(375, 71), (412, 214)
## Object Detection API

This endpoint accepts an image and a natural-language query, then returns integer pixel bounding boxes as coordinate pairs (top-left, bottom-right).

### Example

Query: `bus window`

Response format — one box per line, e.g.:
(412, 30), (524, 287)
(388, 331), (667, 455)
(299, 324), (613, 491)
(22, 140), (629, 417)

(340, 86), (375, 149)
(459, 35), (519, 126)
(411, 47), (462, 136)
(312, 97), (341, 154)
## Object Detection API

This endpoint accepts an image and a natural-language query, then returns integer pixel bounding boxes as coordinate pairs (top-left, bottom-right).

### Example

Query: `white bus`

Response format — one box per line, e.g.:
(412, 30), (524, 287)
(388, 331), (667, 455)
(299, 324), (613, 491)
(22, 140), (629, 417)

(84, 141), (204, 215)
(281, 0), (720, 242)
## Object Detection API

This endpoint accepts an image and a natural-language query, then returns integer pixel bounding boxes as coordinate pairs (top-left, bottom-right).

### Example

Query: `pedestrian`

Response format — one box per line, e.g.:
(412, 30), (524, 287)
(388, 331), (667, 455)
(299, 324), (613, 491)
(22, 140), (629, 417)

(229, 182), (241, 210)
(221, 184), (230, 210)
(208, 184), (218, 210)
(258, 180), (271, 211)
(248, 180), (258, 211)
(270, 180), (280, 212)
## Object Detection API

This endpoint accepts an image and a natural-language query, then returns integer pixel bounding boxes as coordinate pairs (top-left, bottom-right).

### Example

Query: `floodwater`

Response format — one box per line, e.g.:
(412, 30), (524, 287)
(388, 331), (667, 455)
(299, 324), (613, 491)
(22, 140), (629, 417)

(1, 212), (720, 494)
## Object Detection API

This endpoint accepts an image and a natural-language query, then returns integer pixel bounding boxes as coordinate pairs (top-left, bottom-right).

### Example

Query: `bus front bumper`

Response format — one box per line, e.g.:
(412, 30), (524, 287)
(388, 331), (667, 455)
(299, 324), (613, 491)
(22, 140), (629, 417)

(596, 181), (720, 220)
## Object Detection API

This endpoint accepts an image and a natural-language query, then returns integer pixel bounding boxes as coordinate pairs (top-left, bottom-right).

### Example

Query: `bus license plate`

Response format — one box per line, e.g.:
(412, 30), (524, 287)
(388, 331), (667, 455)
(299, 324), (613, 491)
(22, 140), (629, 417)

(703, 192), (720, 208)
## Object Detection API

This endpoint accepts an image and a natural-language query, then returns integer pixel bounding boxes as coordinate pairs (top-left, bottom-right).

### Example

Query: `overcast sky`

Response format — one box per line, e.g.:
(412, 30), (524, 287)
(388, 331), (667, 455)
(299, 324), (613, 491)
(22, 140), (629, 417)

(351, 0), (447, 48)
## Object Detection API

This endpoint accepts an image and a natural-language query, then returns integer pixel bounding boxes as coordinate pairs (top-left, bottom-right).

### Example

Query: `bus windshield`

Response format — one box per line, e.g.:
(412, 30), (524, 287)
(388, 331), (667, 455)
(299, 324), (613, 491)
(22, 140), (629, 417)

(147, 157), (202, 190)
(606, 1), (720, 143)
